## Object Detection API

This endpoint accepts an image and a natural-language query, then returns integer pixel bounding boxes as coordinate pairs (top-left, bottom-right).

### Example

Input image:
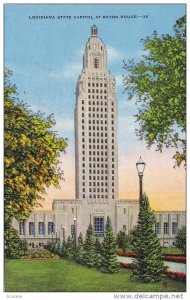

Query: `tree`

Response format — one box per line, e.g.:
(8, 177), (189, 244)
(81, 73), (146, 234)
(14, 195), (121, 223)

(132, 194), (166, 283)
(4, 68), (67, 249)
(95, 238), (103, 268)
(65, 236), (75, 259)
(116, 230), (129, 252)
(75, 232), (84, 264)
(100, 216), (119, 274)
(4, 226), (22, 258)
(123, 16), (186, 167)
(175, 226), (186, 254)
(83, 224), (96, 268)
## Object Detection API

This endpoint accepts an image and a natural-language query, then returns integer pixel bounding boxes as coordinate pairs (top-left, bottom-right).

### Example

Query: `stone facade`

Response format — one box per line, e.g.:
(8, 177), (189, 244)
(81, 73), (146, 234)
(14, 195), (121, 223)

(12, 26), (186, 248)
(12, 199), (186, 248)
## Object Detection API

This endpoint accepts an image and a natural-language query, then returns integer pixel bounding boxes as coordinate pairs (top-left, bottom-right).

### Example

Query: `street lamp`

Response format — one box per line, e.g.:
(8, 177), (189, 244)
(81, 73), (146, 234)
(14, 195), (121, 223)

(62, 226), (65, 242)
(136, 156), (146, 207)
(73, 217), (77, 249)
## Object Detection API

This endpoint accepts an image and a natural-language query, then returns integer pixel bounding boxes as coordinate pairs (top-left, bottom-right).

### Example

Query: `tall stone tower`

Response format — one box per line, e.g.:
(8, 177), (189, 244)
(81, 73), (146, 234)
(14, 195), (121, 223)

(75, 25), (118, 235)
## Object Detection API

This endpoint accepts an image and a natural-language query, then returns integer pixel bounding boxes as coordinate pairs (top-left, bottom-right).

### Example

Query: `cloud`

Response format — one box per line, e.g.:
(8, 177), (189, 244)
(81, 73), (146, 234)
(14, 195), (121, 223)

(118, 115), (137, 134)
(133, 49), (150, 60)
(107, 45), (124, 63)
(115, 74), (124, 88)
(50, 62), (82, 80)
(53, 116), (74, 133)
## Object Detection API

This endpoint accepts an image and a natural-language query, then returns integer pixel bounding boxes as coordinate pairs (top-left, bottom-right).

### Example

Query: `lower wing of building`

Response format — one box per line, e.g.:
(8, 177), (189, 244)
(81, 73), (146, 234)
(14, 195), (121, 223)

(12, 199), (186, 249)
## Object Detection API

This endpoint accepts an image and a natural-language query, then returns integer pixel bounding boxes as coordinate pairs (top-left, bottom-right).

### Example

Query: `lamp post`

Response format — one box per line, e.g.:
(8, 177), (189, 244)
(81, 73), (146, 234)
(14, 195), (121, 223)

(136, 156), (146, 208)
(73, 217), (77, 249)
(55, 230), (58, 243)
(62, 226), (65, 242)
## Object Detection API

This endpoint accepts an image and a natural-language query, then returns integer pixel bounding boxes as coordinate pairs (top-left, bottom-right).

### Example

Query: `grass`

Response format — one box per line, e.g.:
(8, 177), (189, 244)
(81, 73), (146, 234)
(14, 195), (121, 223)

(161, 248), (184, 255)
(117, 247), (183, 255)
(4, 259), (186, 292)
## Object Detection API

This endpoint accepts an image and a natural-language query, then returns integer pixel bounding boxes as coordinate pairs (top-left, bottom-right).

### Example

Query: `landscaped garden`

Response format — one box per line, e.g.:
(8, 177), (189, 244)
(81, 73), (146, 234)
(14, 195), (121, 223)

(4, 258), (186, 292)
(4, 198), (186, 293)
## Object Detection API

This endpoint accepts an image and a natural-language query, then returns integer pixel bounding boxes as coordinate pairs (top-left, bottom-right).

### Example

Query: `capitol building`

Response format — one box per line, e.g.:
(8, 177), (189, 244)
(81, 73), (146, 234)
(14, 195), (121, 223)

(12, 25), (186, 248)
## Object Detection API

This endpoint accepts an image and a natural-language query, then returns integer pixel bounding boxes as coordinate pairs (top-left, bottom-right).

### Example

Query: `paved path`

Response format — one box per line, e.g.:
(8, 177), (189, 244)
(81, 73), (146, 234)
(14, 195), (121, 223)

(117, 256), (186, 273)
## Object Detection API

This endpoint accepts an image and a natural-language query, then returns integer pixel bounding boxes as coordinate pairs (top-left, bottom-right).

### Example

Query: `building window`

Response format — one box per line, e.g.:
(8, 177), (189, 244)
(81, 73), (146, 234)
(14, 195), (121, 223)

(29, 222), (35, 235)
(39, 222), (45, 235)
(48, 222), (55, 234)
(163, 222), (169, 234)
(172, 222), (178, 234)
(124, 208), (126, 215)
(155, 222), (160, 234)
(123, 225), (127, 231)
(19, 222), (25, 235)
(94, 217), (104, 237)
(94, 58), (99, 68)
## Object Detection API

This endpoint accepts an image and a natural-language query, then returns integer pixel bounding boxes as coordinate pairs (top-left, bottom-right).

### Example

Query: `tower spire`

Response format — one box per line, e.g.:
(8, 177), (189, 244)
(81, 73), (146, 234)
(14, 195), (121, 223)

(91, 25), (98, 37)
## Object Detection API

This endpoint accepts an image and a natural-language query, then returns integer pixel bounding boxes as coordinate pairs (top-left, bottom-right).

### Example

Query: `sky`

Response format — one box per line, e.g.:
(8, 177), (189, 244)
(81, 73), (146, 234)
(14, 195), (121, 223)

(4, 3), (186, 211)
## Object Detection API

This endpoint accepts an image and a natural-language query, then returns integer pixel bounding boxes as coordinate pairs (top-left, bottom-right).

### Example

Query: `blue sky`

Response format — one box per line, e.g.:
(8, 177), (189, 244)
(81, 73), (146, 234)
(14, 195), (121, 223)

(4, 4), (186, 209)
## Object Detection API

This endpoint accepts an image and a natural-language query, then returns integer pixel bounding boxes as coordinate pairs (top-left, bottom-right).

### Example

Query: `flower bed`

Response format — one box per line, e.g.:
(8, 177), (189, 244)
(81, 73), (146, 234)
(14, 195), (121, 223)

(21, 254), (60, 260)
(120, 262), (133, 269)
(162, 256), (186, 264)
(120, 263), (186, 282)
(164, 271), (186, 282)
(116, 252), (138, 258)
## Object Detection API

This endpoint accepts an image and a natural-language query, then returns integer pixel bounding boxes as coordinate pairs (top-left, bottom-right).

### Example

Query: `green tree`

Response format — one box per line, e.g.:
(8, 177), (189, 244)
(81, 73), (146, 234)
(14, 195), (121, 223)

(83, 224), (96, 268)
(116, 230), (128, 252)
(65, 236), (75, 259)
(175, 226), (186, 254)
(132, 194), (166, 283)
(100, 216), (119, 274)
(4, 68), (67, 250)
(123, 16), (186, 167)
(5, 226), (22, 258)
(75, 232), (84, 264)
(95, 238), (102, 268)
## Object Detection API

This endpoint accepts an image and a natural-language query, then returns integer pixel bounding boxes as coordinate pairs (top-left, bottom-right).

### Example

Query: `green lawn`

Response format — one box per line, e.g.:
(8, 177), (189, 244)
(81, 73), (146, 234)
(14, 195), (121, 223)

(161, 248), (184, 255)
(4, 259), (186, 292)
